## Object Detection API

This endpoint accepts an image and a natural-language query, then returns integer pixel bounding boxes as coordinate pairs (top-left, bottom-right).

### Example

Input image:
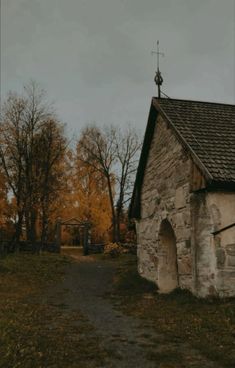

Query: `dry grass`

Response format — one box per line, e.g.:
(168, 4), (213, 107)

(110, 254), (235, 368)
(0, 253), (106, 368)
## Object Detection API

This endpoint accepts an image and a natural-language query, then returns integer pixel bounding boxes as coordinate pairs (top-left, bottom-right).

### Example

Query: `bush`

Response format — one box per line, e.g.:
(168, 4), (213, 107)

(103, 243), (128, 257)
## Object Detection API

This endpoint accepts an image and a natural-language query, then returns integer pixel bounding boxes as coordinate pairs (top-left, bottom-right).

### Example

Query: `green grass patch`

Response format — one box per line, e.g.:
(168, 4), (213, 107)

(110, 254), (235, 368)
(0, 253), (107, 368)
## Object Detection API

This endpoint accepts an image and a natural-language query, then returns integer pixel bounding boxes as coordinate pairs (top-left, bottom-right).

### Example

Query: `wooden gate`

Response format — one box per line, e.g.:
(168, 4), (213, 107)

(55, 217), (91, 255)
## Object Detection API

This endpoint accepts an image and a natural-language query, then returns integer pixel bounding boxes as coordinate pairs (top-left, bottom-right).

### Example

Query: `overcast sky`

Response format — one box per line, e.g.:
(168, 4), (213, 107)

(1, 0), (235, 137)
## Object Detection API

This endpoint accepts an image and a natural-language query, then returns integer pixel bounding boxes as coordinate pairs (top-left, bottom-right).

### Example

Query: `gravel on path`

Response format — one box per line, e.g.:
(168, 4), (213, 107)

(47, 249), (222, 368)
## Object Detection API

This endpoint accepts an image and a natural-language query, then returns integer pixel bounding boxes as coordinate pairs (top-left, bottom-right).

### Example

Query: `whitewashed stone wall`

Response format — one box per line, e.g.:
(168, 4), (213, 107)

(137, 115), (193, 292)
(136, 114), (235, 297)
(190, 192), (217, 297)
(192, 192), (235, 297)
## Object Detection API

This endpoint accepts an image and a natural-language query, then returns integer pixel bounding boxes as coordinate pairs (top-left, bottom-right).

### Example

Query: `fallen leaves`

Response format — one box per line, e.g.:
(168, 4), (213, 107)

(0, 253), (106, 368)
(109, 254), (235, 368)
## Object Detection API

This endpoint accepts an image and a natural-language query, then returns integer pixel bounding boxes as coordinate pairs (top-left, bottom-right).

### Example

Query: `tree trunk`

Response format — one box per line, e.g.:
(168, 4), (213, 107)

(41, 202), (49, 248)
(115, 189), (124, 243)
(26, 208), (38, 252)
(30, 209), (38, 252)
(25, 209), (30, 244)
(106, 175), (117, 243)
(116, 209), (121, 243)
(12, 209), (24, 252)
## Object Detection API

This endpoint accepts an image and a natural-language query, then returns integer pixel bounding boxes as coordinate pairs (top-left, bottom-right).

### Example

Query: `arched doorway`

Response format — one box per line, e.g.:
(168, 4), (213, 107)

(158, 219), (179, 293)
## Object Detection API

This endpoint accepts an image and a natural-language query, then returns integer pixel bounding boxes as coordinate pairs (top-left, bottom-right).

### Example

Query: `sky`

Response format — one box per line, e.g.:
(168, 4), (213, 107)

(1, 0), (235, 138)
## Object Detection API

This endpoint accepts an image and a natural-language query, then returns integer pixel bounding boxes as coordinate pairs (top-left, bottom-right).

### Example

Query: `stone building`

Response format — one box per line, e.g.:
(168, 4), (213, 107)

(129, 98), (235, 297)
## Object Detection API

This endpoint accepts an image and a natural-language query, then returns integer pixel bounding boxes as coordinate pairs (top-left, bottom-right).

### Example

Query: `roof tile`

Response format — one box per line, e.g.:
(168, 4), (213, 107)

(156, 98), (235, 183)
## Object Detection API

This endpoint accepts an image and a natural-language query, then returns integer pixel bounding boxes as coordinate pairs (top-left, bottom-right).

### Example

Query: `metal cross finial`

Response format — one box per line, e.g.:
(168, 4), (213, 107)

(151, 40), (164, 71)
(151, 40), (164, 97)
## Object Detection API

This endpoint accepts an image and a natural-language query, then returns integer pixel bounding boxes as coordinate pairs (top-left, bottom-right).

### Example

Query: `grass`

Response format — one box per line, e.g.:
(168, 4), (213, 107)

(0, 252), (107, 368)
(2, 250), (234, 367)
(109, 254), (235, 368)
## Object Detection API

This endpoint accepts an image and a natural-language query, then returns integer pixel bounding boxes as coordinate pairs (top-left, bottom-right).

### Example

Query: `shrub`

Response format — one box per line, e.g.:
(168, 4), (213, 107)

(103, 243), (128, 257)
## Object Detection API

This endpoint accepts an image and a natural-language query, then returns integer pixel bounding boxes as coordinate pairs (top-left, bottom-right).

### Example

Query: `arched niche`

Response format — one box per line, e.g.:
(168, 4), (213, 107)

(158, 219), (179, 293)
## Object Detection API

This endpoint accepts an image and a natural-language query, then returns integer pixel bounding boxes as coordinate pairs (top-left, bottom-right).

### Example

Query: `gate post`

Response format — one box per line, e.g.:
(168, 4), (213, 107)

(83, 224), (89, 256)
(55, 218), (61, 253)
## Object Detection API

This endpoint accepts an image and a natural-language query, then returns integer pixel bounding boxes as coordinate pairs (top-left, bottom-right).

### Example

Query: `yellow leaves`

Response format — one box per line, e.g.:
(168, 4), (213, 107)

(54, 152), (112, 244)
(104, 243), (129, 257)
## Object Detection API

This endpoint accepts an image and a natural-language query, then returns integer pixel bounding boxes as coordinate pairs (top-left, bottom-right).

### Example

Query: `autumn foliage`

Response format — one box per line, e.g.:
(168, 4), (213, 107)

(0, 82), (140, 249)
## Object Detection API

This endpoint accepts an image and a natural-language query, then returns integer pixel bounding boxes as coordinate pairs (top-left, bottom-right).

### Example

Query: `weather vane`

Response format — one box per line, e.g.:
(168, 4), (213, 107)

(151, 40), (164, 98)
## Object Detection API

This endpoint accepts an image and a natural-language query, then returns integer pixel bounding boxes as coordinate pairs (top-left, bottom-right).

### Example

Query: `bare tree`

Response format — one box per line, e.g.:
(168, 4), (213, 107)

(21, 82), (52, 246)
(36, 119), (67, 247)
(77, 125), (117, 241)
(0, 81), (66, 251)
(77, 124), (141, 242)
(115, 125), (142, 241)
(0, 92), (27, 247)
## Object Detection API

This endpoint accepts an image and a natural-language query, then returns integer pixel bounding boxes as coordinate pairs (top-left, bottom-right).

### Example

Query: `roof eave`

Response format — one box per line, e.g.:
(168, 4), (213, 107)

(129, 99), (158, 219)
(207, 180), (235, 191)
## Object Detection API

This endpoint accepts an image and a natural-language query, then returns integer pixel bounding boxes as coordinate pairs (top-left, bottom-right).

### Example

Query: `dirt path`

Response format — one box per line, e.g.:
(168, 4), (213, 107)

(46, 249), (221, 368)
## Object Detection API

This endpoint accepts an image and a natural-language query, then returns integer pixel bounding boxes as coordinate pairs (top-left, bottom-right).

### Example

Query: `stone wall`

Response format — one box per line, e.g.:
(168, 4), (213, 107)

(137, 115), (193, 292)
(190, 192), (217, 296)
(137, 114), (235, 297)
(207, 192), (235, 297)
(191, 191), (235, 297)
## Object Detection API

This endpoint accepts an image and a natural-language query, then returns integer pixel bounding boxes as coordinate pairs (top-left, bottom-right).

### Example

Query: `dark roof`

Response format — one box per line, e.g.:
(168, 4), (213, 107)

(129, 98), (235, 219)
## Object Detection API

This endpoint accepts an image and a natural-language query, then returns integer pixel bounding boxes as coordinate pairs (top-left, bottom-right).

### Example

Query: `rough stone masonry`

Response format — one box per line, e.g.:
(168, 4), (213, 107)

(130, 98), (235, 298)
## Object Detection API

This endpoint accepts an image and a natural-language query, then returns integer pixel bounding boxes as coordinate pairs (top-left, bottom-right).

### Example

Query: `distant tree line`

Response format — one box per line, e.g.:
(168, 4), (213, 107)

(0, 82), (141, 250)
